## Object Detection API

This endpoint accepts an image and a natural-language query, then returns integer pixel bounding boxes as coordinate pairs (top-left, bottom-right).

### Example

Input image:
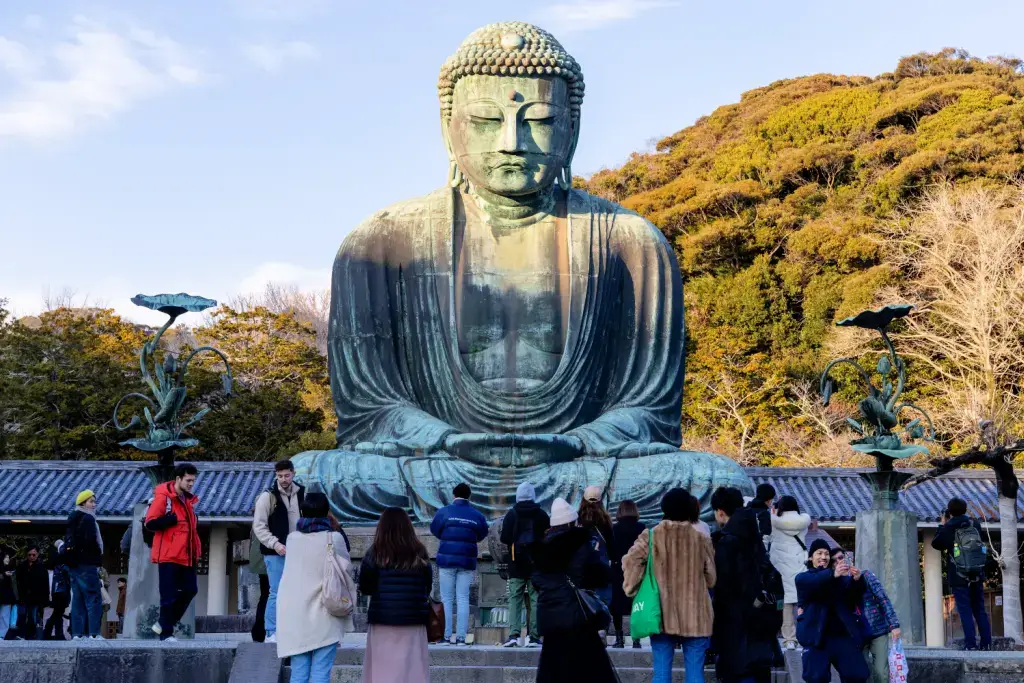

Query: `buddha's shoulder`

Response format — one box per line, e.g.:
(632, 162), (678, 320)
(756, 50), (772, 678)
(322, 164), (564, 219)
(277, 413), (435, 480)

(339, 189), (449, 254)
(570, 189), (671, 250)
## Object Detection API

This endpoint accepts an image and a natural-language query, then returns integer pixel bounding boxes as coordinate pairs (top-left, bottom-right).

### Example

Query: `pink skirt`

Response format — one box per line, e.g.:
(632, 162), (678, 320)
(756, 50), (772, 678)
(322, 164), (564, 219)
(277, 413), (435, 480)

(362, 624), (430, 683)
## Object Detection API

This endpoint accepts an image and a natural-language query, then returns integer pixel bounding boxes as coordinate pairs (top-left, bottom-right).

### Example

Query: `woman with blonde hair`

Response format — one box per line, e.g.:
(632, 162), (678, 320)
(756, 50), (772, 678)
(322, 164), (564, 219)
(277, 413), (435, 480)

(578, 486), (614, 609)
(359, 507), (433, 683)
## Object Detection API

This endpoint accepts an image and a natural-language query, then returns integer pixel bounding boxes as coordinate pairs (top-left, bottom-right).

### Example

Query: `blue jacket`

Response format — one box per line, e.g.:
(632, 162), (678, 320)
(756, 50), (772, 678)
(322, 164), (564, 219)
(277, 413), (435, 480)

(430, 499), (489, 570)
(860, 570), (899, 639)
(796, 566), (867, 649)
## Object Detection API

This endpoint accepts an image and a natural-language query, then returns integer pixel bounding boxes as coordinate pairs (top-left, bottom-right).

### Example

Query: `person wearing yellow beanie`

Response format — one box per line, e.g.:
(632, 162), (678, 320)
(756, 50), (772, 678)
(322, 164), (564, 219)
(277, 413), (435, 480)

(68, 489), (104, 639)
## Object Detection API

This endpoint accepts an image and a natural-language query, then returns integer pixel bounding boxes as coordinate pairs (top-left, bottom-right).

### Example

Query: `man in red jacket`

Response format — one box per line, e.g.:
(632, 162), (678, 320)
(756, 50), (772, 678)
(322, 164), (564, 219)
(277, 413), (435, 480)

(144, 463), (201, 642)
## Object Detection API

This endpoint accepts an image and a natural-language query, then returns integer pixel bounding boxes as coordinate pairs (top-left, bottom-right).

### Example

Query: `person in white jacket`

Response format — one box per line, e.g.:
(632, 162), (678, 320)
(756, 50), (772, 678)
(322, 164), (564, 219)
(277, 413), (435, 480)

(769, 495), (811, 650)
(276, 492), (354, 683)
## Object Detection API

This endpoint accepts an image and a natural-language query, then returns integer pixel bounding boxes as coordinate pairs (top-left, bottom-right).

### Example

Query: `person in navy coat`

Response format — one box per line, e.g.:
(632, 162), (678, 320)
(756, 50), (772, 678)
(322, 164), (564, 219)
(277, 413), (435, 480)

(796, 540), (870, 683)
(430, 483), (488, 644)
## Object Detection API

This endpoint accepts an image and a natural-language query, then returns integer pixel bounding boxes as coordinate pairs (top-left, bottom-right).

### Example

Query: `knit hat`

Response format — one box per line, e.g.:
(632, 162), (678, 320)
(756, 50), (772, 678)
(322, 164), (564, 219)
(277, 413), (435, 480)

(550, 498), (578, 527)
(583, 485), (602, 502)
(76, 489), (96, 506)
(516, 482), (536, 503)
(808, 538), (831, 558)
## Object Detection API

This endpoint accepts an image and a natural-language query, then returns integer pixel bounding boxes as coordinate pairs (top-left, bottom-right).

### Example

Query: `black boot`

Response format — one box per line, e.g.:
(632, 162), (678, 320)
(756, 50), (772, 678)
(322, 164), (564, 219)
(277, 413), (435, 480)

(632, 639), (642, 649)
(613, 634), (625, 648)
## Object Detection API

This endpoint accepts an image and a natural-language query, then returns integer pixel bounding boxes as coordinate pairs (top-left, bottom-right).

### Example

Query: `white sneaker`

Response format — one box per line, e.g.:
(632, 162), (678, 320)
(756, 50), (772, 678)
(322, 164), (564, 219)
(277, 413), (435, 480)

(501, 637), (519, 648)
(163, 637), (178, 643)
(265, 633), (277, 644)
(151, 623), (163, 636)
(92, 635), (105, 640)
(785, 642), (796, 651)
(72, 636), (83, 641)
(526, 638), (541, 648)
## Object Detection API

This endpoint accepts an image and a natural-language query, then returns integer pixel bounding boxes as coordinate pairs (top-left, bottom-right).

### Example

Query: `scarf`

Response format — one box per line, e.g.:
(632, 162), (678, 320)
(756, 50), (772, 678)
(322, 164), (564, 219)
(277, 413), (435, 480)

(296, 517), (333, 534)
(75, 505), (104, 554)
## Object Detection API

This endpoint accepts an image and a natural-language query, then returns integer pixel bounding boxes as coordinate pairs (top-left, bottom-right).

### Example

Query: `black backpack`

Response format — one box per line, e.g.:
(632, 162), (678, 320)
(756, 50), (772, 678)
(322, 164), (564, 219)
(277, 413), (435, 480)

(952, 524), (987, 583)
(751, 536), (785, 635)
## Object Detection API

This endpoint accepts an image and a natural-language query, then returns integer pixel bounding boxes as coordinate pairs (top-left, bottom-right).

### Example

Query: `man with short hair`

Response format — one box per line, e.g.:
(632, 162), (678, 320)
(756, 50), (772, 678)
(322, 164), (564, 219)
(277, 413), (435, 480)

(116, 577), (127, 634)
(712, 487), (780, 683)
(746, 483), (776, 545)
(430, 482), (488, 645)
(252, 459), (305, 644)
(144, 463), (201, 642)
(932, 497), (991, 650)
(14, 546), (49, 640)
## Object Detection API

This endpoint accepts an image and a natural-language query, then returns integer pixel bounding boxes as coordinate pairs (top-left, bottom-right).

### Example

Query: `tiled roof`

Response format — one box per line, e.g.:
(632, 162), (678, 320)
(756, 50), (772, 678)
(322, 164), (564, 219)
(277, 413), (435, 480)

(0, 461), (273, 520)
(746, 467), (1024, 524)
(0, 461), (1019, 525)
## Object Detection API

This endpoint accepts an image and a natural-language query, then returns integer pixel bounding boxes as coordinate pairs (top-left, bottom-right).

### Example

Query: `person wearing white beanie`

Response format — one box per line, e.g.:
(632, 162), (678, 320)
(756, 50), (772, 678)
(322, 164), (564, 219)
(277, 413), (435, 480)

(531, 497), (619, 682)
(499, 482), (549, 647)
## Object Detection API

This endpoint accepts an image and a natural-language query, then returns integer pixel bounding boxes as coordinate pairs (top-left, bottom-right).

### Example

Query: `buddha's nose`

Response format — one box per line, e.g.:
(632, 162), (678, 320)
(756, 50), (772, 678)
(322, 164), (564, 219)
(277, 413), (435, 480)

(498, 116), (524, 153)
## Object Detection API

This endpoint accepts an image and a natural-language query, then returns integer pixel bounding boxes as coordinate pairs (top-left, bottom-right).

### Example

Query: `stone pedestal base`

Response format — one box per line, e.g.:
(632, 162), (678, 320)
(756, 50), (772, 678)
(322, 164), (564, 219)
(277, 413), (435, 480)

(122, 502), (196, 639)
(856, 507), (924, 645)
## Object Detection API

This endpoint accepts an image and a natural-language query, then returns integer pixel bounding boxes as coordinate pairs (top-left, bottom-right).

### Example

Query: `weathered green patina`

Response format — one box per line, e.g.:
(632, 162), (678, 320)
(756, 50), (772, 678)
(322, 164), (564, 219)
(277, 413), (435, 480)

(114, 293), (232, 483)
(293, 22), (752, 521)
(820, 304), (934, 506)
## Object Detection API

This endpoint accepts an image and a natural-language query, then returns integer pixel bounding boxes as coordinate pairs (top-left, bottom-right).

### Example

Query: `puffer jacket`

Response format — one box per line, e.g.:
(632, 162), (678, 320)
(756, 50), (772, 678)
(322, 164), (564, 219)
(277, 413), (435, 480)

(430, 499), (489, 570)
(769, 511), (811, 604)
(144, 482), (201, 567)
(358, 545), (433, 627)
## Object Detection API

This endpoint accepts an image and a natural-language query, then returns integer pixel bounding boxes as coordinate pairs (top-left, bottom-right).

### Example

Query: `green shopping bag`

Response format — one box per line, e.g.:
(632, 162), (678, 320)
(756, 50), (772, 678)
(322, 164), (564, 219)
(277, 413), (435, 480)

(629, 528), (662, 640)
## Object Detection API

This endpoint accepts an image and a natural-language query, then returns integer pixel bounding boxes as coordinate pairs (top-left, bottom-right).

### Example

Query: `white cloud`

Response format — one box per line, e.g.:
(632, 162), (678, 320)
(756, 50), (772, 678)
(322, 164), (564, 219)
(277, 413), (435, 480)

(242, 40), (317, 73)
(232, 0), (327, 22)
(24, 15), (44, 30)
(539, 0), (676, 34)
(236, 262), (330, 295)
(0, 17), (206, 141)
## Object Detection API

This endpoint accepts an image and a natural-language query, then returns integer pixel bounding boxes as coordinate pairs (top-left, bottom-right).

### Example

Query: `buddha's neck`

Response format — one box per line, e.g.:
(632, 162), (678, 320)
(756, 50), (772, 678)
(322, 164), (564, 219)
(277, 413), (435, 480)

(466, 184), (558, 229)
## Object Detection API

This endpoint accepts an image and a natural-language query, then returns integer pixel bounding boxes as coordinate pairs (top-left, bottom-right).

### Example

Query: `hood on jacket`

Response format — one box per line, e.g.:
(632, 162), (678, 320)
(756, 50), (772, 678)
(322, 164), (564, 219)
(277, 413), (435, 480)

(156, 481), (198, 502)
(533, 525), (590, 571)
(771, 511), (811, 536)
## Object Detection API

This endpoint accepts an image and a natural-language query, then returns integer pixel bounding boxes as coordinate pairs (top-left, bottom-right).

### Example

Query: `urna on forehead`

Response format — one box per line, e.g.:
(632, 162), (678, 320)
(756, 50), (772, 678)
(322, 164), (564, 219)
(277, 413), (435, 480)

(437, 22), (585, 123)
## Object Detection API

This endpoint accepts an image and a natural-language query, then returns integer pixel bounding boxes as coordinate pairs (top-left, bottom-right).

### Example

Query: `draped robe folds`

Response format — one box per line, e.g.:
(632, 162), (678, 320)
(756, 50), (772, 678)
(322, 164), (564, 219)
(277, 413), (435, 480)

(292, 187), (751, 521)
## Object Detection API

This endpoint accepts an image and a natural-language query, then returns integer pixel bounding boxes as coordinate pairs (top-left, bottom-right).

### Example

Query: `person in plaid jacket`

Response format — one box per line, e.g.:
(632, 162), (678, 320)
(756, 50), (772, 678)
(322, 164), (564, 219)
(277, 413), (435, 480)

(858, 561), (901, 683)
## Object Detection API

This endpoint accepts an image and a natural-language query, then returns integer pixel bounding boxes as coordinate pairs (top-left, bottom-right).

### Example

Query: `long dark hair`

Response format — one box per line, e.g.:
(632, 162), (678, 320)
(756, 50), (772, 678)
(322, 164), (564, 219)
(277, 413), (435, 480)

(579, 499), (613, 534)
(368, 507), (428, 570)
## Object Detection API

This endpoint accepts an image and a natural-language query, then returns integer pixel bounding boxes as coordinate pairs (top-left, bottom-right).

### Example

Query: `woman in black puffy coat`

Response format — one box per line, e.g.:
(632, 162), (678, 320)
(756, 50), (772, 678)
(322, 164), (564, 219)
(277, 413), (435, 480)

(358, 507), (433, 683)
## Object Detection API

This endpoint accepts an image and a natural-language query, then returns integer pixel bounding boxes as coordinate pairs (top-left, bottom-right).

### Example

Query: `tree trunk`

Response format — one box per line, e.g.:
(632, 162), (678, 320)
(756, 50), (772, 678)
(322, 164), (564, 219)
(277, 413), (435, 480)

(999, 493), (1023, 644)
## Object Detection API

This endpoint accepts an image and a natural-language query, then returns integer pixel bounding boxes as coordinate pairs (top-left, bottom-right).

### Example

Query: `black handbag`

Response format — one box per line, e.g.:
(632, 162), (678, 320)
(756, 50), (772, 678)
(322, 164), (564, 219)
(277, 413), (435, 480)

(567, 576), (611, 632)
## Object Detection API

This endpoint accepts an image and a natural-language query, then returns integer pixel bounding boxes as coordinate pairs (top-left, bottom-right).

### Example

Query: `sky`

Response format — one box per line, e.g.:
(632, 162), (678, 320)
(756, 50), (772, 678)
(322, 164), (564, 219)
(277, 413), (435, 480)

(2, 0), (1023, 325)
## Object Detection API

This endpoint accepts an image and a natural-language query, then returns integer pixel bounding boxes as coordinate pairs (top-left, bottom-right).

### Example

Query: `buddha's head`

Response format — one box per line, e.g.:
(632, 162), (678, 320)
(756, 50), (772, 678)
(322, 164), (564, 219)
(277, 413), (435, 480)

(438, 22), (583, 197)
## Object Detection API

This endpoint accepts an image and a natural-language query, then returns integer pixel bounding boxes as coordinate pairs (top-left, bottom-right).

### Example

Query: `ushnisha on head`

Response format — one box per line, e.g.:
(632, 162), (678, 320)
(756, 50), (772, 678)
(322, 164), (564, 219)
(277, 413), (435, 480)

(438, 22), (584, 195)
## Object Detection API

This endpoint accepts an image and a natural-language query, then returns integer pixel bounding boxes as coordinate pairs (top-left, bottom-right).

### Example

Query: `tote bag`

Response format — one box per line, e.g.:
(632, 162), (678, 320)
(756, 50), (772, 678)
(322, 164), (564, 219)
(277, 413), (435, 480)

(322, 534), (356, 618)
(629, 529), (662, 640)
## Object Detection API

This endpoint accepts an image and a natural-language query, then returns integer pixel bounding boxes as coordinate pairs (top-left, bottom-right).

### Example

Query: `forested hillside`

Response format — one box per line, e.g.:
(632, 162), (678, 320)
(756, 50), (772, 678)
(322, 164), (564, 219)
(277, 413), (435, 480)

(584, 49), (1024, 464)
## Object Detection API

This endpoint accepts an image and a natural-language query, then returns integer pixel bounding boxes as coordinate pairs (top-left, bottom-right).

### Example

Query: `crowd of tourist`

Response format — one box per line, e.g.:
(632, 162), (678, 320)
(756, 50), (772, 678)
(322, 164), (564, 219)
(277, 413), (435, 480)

(0, 459), (996, 683)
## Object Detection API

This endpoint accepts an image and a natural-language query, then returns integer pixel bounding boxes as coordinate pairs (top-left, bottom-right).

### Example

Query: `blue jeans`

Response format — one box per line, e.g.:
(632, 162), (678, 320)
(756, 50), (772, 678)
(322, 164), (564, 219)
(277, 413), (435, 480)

(652, 634), (710, 683)
(290, 642), (337, 683)
(952, 583), (992, 648)
(0, 604), (13, 639)
(69, 565), (103, 637)
(265, 554), (286, 636)
(439, 566), (473, 641)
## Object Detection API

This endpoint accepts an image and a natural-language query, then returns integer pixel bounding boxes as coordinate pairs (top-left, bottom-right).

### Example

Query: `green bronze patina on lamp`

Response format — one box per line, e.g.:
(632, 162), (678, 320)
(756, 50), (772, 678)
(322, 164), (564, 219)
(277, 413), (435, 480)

(113, 293), (232, 484)
(820, 304), (934, 508)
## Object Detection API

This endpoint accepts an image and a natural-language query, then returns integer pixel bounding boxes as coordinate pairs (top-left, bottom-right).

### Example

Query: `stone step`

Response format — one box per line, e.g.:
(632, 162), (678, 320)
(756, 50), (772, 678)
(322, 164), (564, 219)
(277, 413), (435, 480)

(330, 645), (692, 667)
(284, 665), (754, 683)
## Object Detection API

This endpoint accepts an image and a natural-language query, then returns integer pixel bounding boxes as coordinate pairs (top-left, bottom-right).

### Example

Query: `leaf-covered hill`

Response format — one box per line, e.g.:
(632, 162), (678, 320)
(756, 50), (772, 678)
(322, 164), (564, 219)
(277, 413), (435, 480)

(583, 49), (1024, 463)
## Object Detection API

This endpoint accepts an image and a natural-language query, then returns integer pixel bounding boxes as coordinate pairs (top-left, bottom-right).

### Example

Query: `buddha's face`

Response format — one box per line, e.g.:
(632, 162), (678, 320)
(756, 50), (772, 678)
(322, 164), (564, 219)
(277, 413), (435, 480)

(448, 75), (573, 197)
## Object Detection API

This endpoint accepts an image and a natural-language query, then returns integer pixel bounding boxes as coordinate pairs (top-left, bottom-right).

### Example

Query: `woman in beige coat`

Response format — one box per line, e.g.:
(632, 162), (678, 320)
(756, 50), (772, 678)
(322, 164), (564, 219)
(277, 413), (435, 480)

(276, 493), (353, 683)
(623, 488), (716, 683)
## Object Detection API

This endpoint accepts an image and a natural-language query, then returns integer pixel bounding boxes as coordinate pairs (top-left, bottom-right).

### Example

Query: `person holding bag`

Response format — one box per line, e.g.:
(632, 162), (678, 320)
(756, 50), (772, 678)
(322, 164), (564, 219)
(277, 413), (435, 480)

(624, 488), (716, 683)
(276, 493), (354, 683)
(532, 498), (620, 683)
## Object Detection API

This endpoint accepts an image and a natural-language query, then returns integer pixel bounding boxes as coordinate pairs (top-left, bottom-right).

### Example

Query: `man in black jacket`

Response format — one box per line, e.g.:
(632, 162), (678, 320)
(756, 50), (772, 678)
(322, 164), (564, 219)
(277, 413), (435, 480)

(15, 546), (49, 640)
(499, 482), (550, 647)
(746, 483), (776, 547)
(713, 487), (780, 683)
(931, 497), (991, 650)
